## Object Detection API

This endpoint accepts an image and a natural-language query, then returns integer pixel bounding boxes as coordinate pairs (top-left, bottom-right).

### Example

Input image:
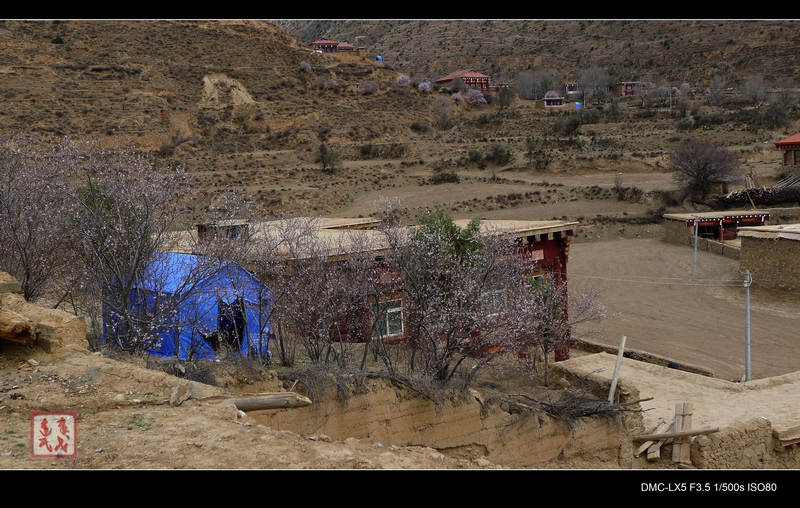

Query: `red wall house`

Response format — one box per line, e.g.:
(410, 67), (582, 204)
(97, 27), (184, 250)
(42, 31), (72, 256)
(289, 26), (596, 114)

(361, 220), (577, 359)
(435, 69), (491, 92)
(310, 37), (341, 53)
(774, 132), (800, 167)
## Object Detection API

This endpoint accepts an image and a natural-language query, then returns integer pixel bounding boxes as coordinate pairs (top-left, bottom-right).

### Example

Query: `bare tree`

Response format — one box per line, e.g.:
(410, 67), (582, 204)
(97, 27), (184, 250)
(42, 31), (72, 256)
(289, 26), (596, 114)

(708, 74), (726, 107)
(433, 96), (454, 130)
(516, 71), (534, 100)
(668, 141), (742, 202)
(51, 139), (198, 351)
(576, 66), (609, 105)
(744, 75), (767, 108)
(0, 136), (71, 302)
(775, 76), (796, 109)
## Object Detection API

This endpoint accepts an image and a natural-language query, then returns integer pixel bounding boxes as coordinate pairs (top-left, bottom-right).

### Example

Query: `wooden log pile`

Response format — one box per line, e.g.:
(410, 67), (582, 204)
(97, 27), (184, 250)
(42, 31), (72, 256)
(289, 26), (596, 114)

(720, 186), (800, 207)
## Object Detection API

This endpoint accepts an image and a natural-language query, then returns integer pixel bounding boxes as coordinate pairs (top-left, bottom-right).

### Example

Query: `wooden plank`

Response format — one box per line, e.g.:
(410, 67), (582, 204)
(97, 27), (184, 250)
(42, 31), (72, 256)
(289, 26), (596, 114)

(634, 426), (719, 441)
(635, 420), (667, 457)
(679, 403), (693, 464)
(671, 403), (693, 464)
(647, 421), (674, 461)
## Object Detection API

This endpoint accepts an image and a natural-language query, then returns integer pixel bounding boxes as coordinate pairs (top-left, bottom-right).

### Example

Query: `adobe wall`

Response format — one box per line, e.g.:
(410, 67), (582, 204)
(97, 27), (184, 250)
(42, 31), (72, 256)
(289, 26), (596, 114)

(739, 235), (800, 291)
(255, 375), (643, 468)
(692, 418), (800, 468)
(662, 221), (741, 260)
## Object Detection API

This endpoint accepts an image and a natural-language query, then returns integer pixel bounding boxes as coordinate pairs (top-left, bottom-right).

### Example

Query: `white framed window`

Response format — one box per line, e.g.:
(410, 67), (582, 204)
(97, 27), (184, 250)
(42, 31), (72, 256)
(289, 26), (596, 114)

(372, 299), (404, 339)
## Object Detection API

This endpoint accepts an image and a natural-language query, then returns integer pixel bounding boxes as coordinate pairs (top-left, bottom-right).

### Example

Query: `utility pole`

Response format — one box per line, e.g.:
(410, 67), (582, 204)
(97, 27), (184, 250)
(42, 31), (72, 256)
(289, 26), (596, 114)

(743, 270), (752, 381)
(693, 217), (699, 281)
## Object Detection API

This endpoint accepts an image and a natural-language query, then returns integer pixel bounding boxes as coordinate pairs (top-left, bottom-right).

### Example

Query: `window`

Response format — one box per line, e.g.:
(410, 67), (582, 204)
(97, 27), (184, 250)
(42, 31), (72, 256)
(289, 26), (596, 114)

(484, 281), (506, 315)
(372, 299), (404, 339)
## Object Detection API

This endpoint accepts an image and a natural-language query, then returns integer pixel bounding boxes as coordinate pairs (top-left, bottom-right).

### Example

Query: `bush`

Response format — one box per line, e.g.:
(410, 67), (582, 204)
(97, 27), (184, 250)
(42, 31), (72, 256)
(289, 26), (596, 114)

(392, 75), (411, 91)
(551, 115), (582, 136)
(466, 89), (487, 107)
(430, 170), (460, 184)
(359, 81), (379, 94)
(317, 77), (337, 90)
(418, 81), (432, 93)
(299, 61), (312, 73)
(410, 121), (430, 132)
(484, 143), (512, 165)
(451, 92), (464, 103)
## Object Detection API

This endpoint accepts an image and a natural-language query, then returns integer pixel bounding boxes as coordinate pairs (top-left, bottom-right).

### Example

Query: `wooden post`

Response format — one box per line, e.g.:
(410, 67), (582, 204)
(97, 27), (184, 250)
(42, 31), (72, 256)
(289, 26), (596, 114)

(608, 335), (626, 403)
(672, 402), (693, 464)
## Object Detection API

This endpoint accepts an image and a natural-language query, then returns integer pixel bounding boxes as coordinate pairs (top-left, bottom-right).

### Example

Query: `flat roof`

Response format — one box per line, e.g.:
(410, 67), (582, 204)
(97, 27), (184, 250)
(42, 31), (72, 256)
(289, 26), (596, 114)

(738, 224), (800, 241)
(453, 219), (577, 238)
(664, 211), (770, 222)
(169, 218), (578, 260)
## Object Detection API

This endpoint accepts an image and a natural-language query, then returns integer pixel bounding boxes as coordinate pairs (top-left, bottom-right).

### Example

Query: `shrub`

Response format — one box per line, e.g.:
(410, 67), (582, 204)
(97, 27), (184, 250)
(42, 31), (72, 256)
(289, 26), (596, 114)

(451, 92), (464, 103)
(299, 61), (312, 73)
(418, 81), (432, 93)
(485, 143), (512, 165)
(316, 77), (337, 90)
(466, 89), (487, 107)
(51, 36), (64, 44)
(431, 170), (460, 184)
(410, 121), (430, 132)
(551, 115), (581, 136)
(359, 81), (379, 94)
(392, 75), (411, 91)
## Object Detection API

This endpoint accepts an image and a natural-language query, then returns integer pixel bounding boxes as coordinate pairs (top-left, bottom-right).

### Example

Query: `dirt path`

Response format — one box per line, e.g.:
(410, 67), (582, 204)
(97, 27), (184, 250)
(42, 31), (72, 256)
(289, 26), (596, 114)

(561, 352), (800, 442)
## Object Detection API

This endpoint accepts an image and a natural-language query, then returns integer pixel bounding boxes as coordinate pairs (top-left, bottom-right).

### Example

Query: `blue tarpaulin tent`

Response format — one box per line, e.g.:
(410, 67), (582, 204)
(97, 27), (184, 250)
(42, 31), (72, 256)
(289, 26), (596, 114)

(102, 252), (272, 360)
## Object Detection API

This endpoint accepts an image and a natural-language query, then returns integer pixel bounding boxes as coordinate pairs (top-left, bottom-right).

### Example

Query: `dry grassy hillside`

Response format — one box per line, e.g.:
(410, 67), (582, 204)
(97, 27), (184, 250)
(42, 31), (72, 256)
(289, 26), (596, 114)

(273, 20), (800, 87)
(0, 20), (796, 220)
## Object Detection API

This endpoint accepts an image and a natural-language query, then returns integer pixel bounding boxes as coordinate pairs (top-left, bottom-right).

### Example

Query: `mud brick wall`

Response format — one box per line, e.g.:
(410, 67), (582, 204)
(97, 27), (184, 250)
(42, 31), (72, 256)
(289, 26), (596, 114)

(663, 219), (693, 245)
(692, 418), (800, 468)
(662, 221), (740, 260)
(739, 236), (800, 291)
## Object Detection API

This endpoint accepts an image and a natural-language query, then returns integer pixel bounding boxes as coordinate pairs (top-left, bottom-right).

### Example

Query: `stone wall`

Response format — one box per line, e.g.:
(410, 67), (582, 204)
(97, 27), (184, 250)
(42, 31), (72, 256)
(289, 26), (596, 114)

(692, 418), (800, 468)
(663, 220), (741, 259)
(255, 375), (642, 468)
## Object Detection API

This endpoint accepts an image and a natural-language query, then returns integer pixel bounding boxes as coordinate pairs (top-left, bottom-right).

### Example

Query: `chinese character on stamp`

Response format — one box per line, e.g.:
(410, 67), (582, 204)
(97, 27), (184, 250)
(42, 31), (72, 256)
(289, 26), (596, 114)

(30, 412), (77, 458)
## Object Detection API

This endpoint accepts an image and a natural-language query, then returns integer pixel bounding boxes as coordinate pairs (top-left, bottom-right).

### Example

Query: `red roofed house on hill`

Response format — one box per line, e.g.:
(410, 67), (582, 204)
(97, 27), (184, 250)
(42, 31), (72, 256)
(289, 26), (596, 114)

(435, 69), (492, 92)
(310, 37), (340, 53)
(774, 132), (800, 167)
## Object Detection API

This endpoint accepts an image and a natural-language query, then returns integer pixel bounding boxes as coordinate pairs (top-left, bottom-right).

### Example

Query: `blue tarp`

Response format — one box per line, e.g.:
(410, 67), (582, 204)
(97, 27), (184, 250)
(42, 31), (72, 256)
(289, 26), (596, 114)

(102, 252), (272, 360)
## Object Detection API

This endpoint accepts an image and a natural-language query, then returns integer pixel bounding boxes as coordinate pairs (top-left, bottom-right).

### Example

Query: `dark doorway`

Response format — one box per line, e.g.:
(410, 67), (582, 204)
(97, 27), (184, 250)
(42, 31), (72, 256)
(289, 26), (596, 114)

(218, 298), (245, 352)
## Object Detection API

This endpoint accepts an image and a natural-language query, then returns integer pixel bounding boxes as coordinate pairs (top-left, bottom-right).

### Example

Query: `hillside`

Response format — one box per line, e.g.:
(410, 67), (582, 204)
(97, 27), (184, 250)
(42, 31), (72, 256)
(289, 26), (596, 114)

(0, 19), (796, 220)
(272, 20), (800, 87)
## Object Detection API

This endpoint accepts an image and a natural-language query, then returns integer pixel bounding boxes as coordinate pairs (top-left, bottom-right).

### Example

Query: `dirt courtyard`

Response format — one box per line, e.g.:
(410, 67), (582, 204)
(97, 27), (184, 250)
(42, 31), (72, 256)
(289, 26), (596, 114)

(569, 238), (800, 382)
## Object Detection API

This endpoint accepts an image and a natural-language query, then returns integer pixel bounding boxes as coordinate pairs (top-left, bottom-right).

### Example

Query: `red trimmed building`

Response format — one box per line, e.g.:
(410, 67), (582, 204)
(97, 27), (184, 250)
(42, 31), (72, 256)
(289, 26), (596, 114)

(774, 133), (800, 167)
(435, 69), (491, 92)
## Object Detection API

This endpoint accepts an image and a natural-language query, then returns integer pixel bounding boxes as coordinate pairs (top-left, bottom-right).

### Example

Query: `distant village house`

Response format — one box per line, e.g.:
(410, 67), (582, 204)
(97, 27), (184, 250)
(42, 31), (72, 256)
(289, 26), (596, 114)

(435, 69), (493, 92)
(774, 133), (800, 167)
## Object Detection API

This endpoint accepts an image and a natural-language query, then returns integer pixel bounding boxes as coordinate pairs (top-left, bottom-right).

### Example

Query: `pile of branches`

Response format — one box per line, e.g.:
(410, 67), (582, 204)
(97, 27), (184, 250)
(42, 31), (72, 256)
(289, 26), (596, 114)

(720, 186), (800, 207)
(495, 388), (645, 428)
